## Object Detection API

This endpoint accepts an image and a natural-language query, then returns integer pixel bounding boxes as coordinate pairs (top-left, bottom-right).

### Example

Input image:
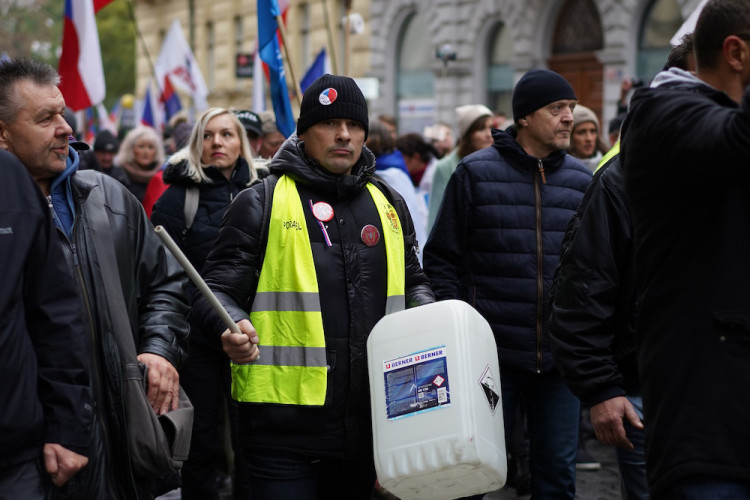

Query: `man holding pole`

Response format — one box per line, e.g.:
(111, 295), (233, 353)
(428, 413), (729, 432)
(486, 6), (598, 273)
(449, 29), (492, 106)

(194, 74), (434, 499)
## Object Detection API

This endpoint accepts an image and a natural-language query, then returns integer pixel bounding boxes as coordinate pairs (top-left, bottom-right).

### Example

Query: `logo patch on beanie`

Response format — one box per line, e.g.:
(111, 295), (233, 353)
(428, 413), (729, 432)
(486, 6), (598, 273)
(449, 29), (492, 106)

(318, 88), (338, 106)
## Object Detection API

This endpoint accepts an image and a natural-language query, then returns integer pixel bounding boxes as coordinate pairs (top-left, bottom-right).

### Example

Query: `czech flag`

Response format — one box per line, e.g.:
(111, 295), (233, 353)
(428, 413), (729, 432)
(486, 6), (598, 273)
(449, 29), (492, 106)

(58, 0), (109, 111)
(159, 75), (182, 122)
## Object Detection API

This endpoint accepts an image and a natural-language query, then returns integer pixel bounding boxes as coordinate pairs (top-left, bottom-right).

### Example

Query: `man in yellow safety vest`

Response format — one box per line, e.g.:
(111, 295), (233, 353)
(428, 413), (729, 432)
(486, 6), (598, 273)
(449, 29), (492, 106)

(194, 74), (434, 499)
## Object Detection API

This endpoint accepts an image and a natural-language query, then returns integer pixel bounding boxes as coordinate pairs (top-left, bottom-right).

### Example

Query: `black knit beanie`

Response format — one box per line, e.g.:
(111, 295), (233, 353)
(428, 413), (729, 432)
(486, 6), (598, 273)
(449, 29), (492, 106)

(512, 69), (577, 121)
(297, 74), (369, 139)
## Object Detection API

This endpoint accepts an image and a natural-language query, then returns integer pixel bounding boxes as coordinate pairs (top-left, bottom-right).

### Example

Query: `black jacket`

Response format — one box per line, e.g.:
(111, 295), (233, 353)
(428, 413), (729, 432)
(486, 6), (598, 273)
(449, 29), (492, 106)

(424, 129), (591, 374)
(622, 70), (750, 495)
(151, 157), (259, 352)
(195, 135), (434, 459)
(0, 149), (92, 469)
(152, 157), (256, 271)
(51, 164), (190, 499)
(548, 155), (640, 408)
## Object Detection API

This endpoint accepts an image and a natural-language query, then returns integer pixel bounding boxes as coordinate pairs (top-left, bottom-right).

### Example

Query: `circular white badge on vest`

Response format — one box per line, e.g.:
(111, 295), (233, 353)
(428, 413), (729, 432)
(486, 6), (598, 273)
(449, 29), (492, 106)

(312, 201), (334, 222)
(318, 88), (338, 105)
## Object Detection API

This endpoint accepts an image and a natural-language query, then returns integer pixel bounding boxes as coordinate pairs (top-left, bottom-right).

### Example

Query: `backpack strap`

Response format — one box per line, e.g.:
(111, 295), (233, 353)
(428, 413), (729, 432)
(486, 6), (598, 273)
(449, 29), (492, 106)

(258, 174), (278, 269)
(183, 186), (199, 232)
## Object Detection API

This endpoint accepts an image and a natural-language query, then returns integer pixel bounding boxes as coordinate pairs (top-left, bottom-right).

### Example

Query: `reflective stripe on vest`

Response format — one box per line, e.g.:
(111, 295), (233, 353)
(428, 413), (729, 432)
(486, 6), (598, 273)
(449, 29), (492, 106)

(231, 175), (406, 406)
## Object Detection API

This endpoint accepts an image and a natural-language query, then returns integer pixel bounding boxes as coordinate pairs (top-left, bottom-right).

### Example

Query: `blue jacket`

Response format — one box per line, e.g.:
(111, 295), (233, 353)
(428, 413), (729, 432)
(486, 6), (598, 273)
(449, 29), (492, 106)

(424, 128), (591, 373)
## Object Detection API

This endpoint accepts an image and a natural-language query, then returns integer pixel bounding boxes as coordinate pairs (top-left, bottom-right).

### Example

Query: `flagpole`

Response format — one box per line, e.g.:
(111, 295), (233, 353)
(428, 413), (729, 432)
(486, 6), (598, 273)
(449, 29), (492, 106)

(276, 15), (303, 106)
(125, 0), (162, 96)
(321, 0), (339, 75)
(343, 0), (352, 76)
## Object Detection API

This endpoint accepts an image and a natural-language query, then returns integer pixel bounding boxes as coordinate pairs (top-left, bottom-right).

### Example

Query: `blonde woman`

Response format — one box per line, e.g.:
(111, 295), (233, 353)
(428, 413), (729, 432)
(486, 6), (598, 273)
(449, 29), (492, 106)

(151, 107), (265, 498)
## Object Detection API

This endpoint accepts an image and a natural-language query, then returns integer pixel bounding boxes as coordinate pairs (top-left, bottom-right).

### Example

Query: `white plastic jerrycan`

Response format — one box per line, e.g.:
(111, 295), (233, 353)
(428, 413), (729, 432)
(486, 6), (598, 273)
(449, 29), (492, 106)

(367, 299), (507, 500)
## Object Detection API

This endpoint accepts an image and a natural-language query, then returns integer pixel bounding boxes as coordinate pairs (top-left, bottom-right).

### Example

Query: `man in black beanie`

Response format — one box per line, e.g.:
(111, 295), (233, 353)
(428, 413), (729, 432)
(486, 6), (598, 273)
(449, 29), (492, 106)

(78, 130), (128, 185)
(193, 74), (434, 499)
(424, 68), (592, 498)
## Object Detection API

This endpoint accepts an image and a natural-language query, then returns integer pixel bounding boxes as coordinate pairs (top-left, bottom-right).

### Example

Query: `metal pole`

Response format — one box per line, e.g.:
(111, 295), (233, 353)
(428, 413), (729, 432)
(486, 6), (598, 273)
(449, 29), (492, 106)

(125, 0), (162, 94)
(276, 15), (303, 107)
(321, 0), (339, 75)
(154, 226), (240, 334)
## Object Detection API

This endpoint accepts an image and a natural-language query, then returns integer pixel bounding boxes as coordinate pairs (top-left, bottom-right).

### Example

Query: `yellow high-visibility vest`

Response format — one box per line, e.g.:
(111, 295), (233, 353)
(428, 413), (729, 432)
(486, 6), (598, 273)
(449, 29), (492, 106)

(231, 175), (406, 406)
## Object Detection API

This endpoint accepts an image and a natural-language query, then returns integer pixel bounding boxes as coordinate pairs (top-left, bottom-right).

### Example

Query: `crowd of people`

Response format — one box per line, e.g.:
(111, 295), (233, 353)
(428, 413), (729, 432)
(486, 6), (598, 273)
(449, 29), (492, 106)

(3, 1), (750, 499)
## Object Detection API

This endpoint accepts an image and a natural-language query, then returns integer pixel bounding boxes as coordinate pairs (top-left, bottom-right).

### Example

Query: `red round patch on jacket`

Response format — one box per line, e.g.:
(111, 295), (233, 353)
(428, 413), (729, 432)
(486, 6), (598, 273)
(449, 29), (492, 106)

(360, 224), (380, 247)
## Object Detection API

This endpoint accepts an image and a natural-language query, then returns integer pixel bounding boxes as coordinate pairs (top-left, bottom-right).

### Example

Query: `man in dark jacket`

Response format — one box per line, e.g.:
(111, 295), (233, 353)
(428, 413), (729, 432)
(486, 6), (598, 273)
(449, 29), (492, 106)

(0, 149), (92, 498)
(424, 69), (591, 498)
(548, 155), (647, 497)
(194, 74), (434, 499)
(622, 1), (750, 497)
(0, 57), (190, 499)
(548, 36), (698, 500)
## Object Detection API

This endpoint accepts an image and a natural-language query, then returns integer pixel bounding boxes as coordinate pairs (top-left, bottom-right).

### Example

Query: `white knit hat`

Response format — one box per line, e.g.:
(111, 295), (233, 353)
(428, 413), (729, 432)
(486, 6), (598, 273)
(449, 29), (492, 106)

(456, 104), (493, 138)
(573, 104), (599, 132)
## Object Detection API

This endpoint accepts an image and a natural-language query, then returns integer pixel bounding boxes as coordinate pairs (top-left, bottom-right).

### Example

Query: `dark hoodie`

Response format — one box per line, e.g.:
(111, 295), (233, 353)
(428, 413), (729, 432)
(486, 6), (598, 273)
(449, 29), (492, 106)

(622, 68), (750, 495)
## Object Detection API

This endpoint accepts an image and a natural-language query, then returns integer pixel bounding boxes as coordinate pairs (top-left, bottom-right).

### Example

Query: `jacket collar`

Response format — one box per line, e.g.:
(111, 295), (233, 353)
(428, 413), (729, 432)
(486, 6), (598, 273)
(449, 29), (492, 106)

(269, 133), (376, 200)
(49, 147), (81, 239)
(163, 156), (253, 187)
(491, 127), (569, 172)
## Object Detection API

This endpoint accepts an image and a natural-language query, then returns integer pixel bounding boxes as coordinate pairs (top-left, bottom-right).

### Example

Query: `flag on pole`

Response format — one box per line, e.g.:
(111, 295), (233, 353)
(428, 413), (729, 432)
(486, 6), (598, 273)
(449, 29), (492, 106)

(257, 0), (295, 138)
(301, 48), (330, 93)
(107, 98), (122, 133)
(93, 0), (114, 12)
(670, 0), (708, 46)
(159, 75), (183, 122)
(252, 50), (266, 113)
(155, 20), (209, 112)
(97, 102), (117, 135)
(84, 107), (96, 145)
(140, 82), (157, 128)
(58, 0), (107, 110)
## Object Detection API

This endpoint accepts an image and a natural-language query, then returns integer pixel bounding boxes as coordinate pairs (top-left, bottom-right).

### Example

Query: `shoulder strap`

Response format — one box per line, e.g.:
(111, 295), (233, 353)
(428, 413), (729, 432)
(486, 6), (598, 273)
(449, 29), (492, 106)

(258, 174), (278, 267)
(183, 186), (199, 231)
(85, 180), (138, 362)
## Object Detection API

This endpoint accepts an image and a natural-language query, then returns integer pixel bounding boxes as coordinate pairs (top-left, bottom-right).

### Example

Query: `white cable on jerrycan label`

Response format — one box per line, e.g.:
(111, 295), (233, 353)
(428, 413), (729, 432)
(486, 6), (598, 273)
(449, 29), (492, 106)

(367, 299), (507, 500)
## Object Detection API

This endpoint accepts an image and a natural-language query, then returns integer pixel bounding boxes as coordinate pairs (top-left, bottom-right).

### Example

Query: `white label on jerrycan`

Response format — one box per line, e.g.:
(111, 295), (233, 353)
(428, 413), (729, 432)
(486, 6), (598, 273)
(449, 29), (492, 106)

(383, 346), (450, 420)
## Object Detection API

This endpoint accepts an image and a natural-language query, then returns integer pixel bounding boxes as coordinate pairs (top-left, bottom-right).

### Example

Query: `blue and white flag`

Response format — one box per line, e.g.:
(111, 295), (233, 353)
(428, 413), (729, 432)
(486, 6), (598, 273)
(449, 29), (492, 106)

(257, 0), (295, 138)
(301, 48), (329, 94)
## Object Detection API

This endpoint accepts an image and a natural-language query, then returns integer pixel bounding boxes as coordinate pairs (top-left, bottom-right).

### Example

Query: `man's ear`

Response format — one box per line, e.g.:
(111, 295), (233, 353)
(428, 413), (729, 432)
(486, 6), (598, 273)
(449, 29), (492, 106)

(723, 35), (748, 73)
(0, 120), (9, 150)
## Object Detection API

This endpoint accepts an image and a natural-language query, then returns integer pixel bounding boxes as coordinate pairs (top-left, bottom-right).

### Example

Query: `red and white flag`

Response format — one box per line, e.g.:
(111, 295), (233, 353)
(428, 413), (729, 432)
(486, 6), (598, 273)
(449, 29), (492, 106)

(58, 0), (113, 110)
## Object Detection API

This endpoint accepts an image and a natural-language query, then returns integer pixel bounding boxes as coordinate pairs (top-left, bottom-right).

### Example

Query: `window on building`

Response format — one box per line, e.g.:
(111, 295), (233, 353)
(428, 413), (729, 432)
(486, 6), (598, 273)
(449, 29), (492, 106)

(487, 22), (513, 118)
(552, 0), (604, 54)
(396, 11), (434, 134)
(300, 2), (311, 72)
(206, 22), (215, 90)
(235, 16), (243, 89)
(637, 0), (682, 82)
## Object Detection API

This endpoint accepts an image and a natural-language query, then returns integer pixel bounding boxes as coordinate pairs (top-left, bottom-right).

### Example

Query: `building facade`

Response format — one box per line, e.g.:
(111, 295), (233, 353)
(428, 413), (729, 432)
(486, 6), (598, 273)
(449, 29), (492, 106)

(134, 0), (700, 136)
